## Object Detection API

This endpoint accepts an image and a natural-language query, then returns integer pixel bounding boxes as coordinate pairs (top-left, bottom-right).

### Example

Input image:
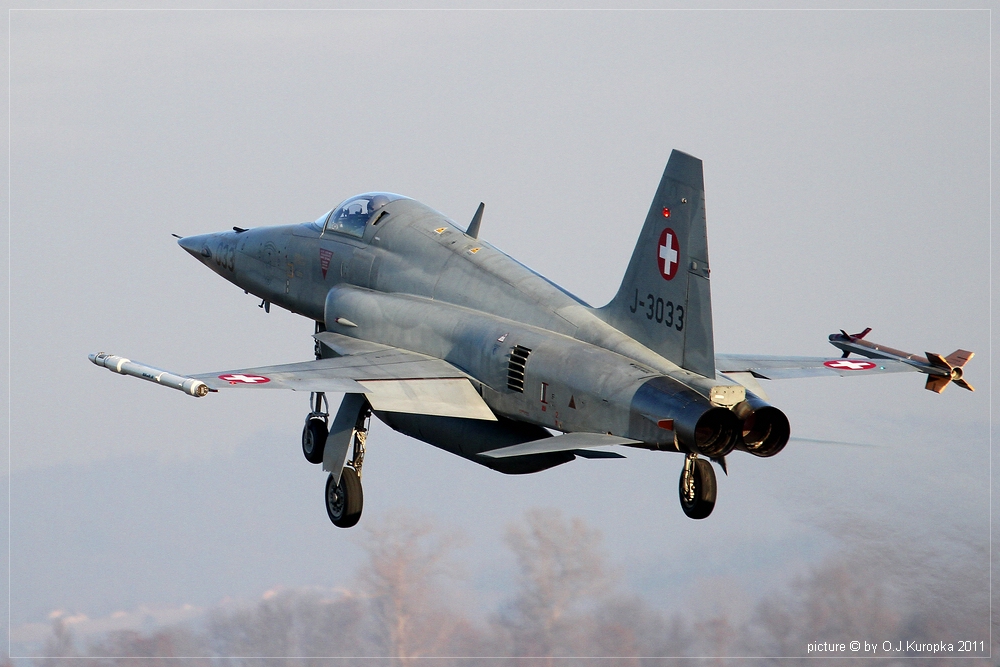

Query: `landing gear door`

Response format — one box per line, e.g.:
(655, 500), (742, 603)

(323, 393), (369, 483)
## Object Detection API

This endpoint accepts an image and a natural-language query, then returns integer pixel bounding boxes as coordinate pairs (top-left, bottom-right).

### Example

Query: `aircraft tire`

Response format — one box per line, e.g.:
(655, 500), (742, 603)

(302, 418), (328, 464)
(326, 468), (363, 528)
(679, 458), (716, 520)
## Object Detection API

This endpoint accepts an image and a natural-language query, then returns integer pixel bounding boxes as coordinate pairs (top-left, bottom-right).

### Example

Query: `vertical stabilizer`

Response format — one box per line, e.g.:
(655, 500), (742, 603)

(598, 150), (716, 378)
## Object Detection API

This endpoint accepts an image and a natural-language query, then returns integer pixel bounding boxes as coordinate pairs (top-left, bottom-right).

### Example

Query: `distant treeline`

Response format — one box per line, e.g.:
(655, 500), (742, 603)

(31, 509), (992, 666)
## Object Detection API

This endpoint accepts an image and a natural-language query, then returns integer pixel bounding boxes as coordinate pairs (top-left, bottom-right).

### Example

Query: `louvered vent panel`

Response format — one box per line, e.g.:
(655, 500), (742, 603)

(507, 345), (532, 392)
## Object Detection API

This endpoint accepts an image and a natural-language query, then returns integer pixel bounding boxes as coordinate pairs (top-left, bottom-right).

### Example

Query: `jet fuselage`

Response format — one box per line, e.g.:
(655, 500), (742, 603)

(179, 197), (748, 465)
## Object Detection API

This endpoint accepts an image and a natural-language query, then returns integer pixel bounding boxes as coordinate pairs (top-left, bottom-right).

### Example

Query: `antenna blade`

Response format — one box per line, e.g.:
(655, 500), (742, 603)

(467, 202), (484, 239)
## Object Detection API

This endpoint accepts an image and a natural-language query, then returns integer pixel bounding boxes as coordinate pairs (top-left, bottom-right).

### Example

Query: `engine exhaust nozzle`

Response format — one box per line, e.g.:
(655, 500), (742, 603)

(733, 397), (790, 457)
(691, 407), (741, 458)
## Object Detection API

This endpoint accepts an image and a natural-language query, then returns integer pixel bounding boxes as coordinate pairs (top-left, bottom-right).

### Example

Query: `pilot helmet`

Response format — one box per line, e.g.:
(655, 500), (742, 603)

(369, 194), (390, 212)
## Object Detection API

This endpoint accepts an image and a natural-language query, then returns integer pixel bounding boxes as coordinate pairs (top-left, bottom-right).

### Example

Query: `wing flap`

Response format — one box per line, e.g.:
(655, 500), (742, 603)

(359, 378), (496, 421)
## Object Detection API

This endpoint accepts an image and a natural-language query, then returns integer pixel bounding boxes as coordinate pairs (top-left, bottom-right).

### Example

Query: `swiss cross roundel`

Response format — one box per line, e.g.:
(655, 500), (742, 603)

(823, 359), (876, 371)
(657, 228), (680, 280)
(218, 373), (271, 384)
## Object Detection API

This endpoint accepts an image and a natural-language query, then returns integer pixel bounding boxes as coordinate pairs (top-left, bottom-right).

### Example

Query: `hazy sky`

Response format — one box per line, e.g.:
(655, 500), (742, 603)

(5, 6), (993, 657)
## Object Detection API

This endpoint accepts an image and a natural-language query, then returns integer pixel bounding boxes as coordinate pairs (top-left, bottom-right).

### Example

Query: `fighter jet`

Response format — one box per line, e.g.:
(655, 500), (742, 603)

(89, 150), (973, 526)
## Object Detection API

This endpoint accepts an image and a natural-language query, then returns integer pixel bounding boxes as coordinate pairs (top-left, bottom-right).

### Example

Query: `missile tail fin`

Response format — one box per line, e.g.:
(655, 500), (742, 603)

(945, 349), (974, 368)
(925, 374), (951, 393)
(922, 350), (975, 393)
(925, 352), (951, 371)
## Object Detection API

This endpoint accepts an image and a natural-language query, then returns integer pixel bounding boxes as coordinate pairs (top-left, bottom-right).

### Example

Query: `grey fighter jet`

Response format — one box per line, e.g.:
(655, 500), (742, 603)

(89, 150), (973, 526)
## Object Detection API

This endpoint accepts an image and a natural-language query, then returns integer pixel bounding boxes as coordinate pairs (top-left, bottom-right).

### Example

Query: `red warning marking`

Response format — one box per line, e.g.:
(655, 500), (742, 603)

(662, 207), (671, 218)
(657, 228), (680, 280)
(823, 359), (876, 371)
(319, 248), (333, 279)
(219, 373), (271, 384)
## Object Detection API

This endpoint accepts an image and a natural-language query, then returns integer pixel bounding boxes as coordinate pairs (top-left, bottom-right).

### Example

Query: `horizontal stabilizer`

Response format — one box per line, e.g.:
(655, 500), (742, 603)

(479, 432), (642, 459)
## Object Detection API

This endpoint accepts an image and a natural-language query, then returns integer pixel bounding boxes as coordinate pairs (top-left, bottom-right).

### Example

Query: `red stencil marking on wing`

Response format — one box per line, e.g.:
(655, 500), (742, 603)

(823, 359), (876, 371)
(219, 374), (271, 384)
(657, 228), (679, 281)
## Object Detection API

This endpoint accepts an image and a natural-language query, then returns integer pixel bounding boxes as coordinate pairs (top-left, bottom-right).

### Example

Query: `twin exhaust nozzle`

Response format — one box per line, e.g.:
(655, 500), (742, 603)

(89, 352), (209, 397)
(688, 399), (790, 459)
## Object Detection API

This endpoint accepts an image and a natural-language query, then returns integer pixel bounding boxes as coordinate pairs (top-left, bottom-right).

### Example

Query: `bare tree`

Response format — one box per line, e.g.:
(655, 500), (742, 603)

(356, 511), (468, 663)
(84, 626), (210, 667)
(495, 508), (613, 661)
(747, 561), (900, 666)
(206, 587), (369, 662)
(590, 596), (694, 663)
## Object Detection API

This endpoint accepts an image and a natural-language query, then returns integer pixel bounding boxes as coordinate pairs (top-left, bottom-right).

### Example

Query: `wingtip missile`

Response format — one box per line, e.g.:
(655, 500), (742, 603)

(828, 330), (974, 394)
(89, 352), (209, 397)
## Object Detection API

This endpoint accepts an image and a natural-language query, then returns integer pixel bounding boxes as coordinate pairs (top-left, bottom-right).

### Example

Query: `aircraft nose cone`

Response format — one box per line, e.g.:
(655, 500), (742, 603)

(177, 234), (212, 259)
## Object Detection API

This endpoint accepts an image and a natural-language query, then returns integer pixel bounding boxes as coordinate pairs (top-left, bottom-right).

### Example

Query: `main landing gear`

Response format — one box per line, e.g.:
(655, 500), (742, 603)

(325, 404), (369, 528)
(679, 453), (717, 520)
(302, 385), (370, 528)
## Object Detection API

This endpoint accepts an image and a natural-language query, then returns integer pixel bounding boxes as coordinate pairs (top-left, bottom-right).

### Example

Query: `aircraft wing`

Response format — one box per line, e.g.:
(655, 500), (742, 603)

(94, 332), (496, 421)
(716, 354), (916, 380)
(193, 333), (469, 391)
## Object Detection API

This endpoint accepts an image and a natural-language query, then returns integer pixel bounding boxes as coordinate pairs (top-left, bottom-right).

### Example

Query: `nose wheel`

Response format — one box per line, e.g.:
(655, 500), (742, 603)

(679, 453), (717, 519)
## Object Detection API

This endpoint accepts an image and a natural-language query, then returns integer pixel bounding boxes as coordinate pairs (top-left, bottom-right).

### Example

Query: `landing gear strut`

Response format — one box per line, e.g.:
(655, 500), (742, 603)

(302, 392), (328, 464)
(324, 402), (371, 528)
(679, 453), (717, 520)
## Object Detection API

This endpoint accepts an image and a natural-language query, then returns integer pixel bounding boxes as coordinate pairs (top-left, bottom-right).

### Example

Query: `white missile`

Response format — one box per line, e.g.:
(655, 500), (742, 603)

(88, 352), (209, 397)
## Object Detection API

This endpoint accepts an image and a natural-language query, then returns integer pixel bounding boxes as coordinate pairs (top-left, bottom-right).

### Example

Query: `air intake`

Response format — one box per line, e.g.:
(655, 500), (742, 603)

(507, 345), (532, 392)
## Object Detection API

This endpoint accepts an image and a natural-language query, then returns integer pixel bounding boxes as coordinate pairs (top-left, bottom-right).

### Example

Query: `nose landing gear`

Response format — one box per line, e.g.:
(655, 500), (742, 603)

(679, 453), (717, 519)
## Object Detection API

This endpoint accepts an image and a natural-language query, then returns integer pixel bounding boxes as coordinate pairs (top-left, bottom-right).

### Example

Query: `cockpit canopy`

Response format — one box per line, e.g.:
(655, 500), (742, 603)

(315, 192), (408, 238)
